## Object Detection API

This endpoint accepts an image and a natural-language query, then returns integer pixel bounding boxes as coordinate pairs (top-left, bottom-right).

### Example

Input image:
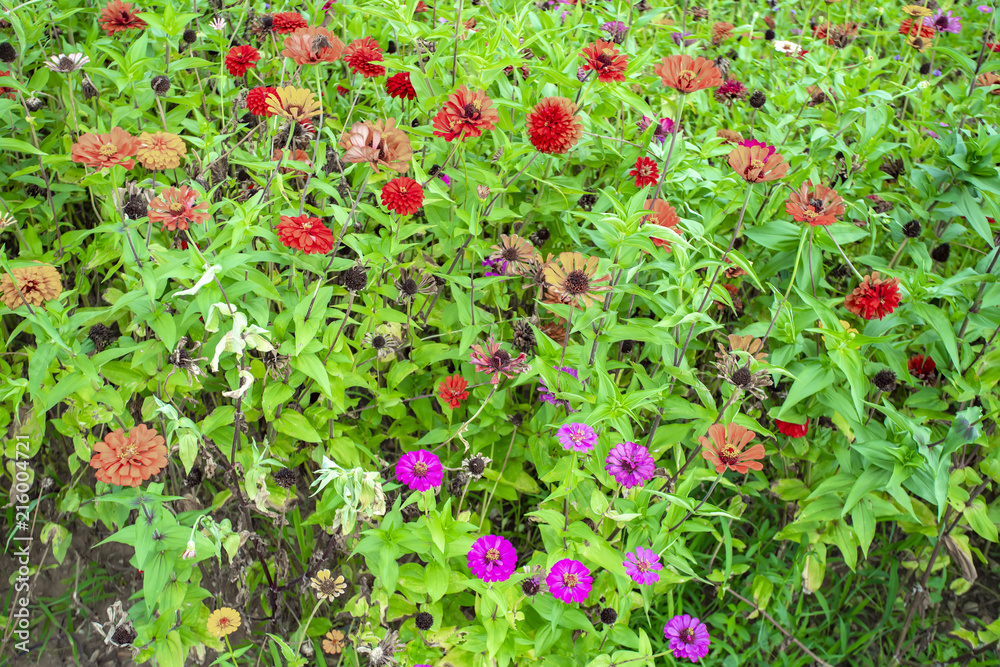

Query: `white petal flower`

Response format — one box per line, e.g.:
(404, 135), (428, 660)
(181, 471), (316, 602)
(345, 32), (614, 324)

(44, 53), (89, 73)
(773, 40), (803, 55)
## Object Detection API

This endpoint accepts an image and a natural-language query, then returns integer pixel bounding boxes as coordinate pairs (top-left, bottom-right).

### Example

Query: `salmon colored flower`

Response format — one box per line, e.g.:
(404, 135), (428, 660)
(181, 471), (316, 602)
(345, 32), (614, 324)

(272, 11), (307, 34)
(438, 374), (469, 409)
(272, 148), (312, 175)
(653, 54), (723, 93)
(339, 118), (413, 174)
(381, 177), (424, 215)
(631, 156), (659, 188)
(386, 72), (416, 100)
(277, 215), (335, 254)
(98, 0), (147, 35)
(644, 199), (681, 250)
(977, 72), (1000, 94)
(543, 252), (612, 307)
(147, 186), (210, 231)
(225, 45), (260, 76)
(247, 86), (279, 116)
(432, 86), (499, 141)
(899, 19), (935, 39)
(1, 265), (62, 309)
(71, 127), (140, 170)
(784, 180), (845, 226)
(282, 27), (345, 65)
(727, 139), (788, 183)
(136, 131), (186, 170)
(344, 36), (385, 78)
(526, 97), (584, 154)
(844, 272), (901, 320)
(698, 423), (766, 474)
(580, 40), (628, 82)
(266, 86), (323, 122)
(712, 21), (735, 45)
(90, 424), (168, 487)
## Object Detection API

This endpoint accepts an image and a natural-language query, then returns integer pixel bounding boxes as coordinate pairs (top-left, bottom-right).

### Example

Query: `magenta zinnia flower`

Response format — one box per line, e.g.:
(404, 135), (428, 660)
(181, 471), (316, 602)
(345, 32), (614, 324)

(930, 10), (961, 34)
(556, 423), (597, 452)
(664, 614), (711, 662)
(623, 546), (662, 585)
(539, 366), (578, 409)
(546, 559), (592, 604)
(604, 441), (655, 489)
(636, 115), (676, 144)
(469, 337), (530, 385)
(467, 535), (517, 583)
(395, 449), (443, 492)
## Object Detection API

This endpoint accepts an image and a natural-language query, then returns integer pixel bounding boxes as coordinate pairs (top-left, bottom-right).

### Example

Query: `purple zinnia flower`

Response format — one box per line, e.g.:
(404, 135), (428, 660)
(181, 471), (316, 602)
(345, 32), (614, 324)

(546, 559), (592, 604)
(932, 69), (942, 76)
(978, 6), (993, 13)
(601, 20), (630, 44)
(482, 256), (508, 277)
(605, 441), (656, 489)
(438, 172), (451, 187)
(467, 535), (517, 583)
(930, 10), (961, 33)
(623, 546), (662, 585)
(923, 128), (940, 139)
(556, 422), (597, 452)
(538, 366), (578, 409)
(671, 31), (697, 47)
(396, 449), (444, 492)
(664, 614), (711, 662)
(636, 115), (676, 144)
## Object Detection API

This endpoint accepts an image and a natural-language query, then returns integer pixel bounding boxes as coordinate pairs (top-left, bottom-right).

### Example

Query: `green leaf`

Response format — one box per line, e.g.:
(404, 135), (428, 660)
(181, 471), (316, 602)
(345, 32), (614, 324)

(776, 364), (834, 420)
(909, 303), (960, 371)
(963, 499), (999, 542)
(842, 467), (891, 516)
(956, 186), (995, 247)
(275, 410), (322, 443)
(851, 499), (876, 559)
(153, 630), (184, 667)
(0, 138), (45, 155)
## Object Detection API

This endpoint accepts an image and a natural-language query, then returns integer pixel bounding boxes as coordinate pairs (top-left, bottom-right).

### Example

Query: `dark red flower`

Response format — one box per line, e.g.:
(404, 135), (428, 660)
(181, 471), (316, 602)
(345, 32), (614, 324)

(337, 85), (350, 96)
(381, 177), (424, 216)
(844, 272), (901, 320)
(226, 45), (260, 76)
(988, 43), (1000, 53)
(345, 36), (386, 78)
(247, 86), (278, 116)
(908, 355), (936, 382)
(580, 40), (628, 83)
(277, 215), (335, 254)
(631, 157), (659, 188)
(386, 72), (416, 100)
(272, 12), (307, 34)
(775, 418), (809, 438)
(438, 375), (469, 409)
(415, 0), (430, 12)
(526, 97), (583, 154)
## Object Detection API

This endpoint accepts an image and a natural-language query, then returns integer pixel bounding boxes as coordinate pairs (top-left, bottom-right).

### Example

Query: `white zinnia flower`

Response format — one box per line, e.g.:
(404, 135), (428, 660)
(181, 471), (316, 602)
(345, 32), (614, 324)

(209, 17), (227, 31)
(773, 40), (803, 55)
(44, 53), (89, 73)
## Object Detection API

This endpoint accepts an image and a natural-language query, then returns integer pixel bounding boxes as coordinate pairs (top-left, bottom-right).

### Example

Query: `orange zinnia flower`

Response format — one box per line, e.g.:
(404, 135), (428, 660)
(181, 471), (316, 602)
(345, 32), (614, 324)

(339, 118), (413, 174)
(272, 148), (312, 175)
(653, 54), (722, 93)
(784, 181), (845, 226)
(71, 127), (140, 170)
(147, 186), (210, 231)
(899, 19), (935, 39)
(1, 264), (62, 308)
(282, 27), (345, 65)
(580, 40), (628, 83)
(98, 0), (147, 36)
(711, 21), (734, 45)
(431, 86), (499, 141)
(136, 131), (186, 170)
(526, 97), (584, 154)
(643, 199), (681, 250)
(727, 139), (788, 183)
(977, 72), (1000, 95)
(90, 424), (168, 487)
(698, 423), (766, 474)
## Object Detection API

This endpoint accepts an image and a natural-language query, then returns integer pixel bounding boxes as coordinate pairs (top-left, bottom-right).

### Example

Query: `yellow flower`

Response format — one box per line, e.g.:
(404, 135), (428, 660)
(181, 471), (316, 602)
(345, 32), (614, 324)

(310, 569), (347, 600)
(207, 607), (241, 638)
(322, 629), (346, 655)
(1, 264), (63, 309)
(266, 86), (322, 122)
(136, 131), (187, 170)
(901, 4), (932, 17)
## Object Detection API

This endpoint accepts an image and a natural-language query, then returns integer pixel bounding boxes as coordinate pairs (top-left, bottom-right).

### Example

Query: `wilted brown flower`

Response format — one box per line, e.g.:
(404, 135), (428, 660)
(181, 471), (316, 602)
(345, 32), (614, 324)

(489, 234), (537, 275)
(339, 119), (413, 174)
(543, 252), (612, 308)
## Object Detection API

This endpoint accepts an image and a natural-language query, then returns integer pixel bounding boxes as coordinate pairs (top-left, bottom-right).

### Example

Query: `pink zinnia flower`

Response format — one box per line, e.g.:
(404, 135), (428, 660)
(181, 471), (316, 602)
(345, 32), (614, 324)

(546, 559), (592, 604)
(604, 441), (655, 489)
(556, 423), (597, 452)
(395, 449), (443, 492)
(467, 535), (517, 583)
(664, 614), (711, 662)
(623, 546), (662, 585)
(469, 337), (530, 385)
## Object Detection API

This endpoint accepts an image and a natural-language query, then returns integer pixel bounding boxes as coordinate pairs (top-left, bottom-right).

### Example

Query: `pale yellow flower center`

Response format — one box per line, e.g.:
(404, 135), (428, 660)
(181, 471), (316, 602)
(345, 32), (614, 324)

(99, 143), (118, 157)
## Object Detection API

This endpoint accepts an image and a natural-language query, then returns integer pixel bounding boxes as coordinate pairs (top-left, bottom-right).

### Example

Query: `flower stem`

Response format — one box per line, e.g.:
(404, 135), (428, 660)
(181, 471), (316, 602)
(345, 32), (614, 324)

(650, 101), (686, 203)
(667, 471), (723, 532)
(294, 598), (325, 657)
(824, 226), (864, 280)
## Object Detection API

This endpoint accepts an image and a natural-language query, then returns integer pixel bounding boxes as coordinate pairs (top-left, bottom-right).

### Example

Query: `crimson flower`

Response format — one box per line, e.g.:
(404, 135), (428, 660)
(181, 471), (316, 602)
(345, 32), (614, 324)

(844, 272), (902, 320)
(526, 97), (584, 154)
(580, 40), (628, 83)
(381, 177), (424, 216)
(247, 87), (278, 116)
(438, 375), (469, 409)
(277, 215), (335, 254)
(272, 12), (308, 34)
(225, 45), (260, 76)
(631, 157), (659, 188)
(344, 37), (385, 78)
(774, 419), (809, 438)
(908, 354), (936, 382)
(469, 337), (530, 385)
(431, 86), (499, 142)
(899, 19), (935, 39)
(386, 72), (417, 100)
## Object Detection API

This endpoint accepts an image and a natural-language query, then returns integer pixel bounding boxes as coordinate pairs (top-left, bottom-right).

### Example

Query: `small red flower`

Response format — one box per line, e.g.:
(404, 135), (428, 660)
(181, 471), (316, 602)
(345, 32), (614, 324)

(386, 72), (417, 100)
(0, 70), (18, 100)
(844, 272), (901, 320)
(908, 355), (936, 382)
(272, 12), (307, 34)
(438, 375), (469, 409)
(337, 85), (350, 96)
(988, 43), (1000, 53)
(381, 177), (424, 216)
(247, 86), (278, 116)
(345, 37), (386, 78)
(277, 215), (335, 254)
(225, 45), (260, 77)
(643, 199), (681, 250)
(631, 157), (659, 188)
(775, 418), (809, 438)
(580, 40), (628, 83)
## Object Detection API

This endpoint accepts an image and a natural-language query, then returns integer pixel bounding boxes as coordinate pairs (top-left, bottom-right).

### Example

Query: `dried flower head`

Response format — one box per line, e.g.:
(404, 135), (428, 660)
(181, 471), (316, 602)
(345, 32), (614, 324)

(394, 268), (436, 304)
(339, 118), (413, 174)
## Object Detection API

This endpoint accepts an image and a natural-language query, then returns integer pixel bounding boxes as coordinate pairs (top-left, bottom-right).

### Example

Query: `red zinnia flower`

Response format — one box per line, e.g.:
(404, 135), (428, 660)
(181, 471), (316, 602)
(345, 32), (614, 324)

(908, 354), (936, 382)
(899, 19), (935, 39)
(381, 177), (424, 216)
(0, 70), (17, 100)
(987, 43), (1000, 53)
(775, 418), (809, 438)
(784, 180), (845, 226)
(415, 0), (429, 12)
(431, 86), (499, 141)
(277, 215), (335, 254)
(225, 45), (260, 76)
(438, 375), (469, 409)
(148, 185), (210, 231)
(272, 11), (307, 34)
(98, 0), (148, 36)
(386, 72), (417, 100)
(844, 272), (901, 320)
(580, 40), (628, 83)
(344, 36), (386, 78)
(631, 157), (659, 188)
(526, 97), (584, 154)
(247, 86), (279, 116)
